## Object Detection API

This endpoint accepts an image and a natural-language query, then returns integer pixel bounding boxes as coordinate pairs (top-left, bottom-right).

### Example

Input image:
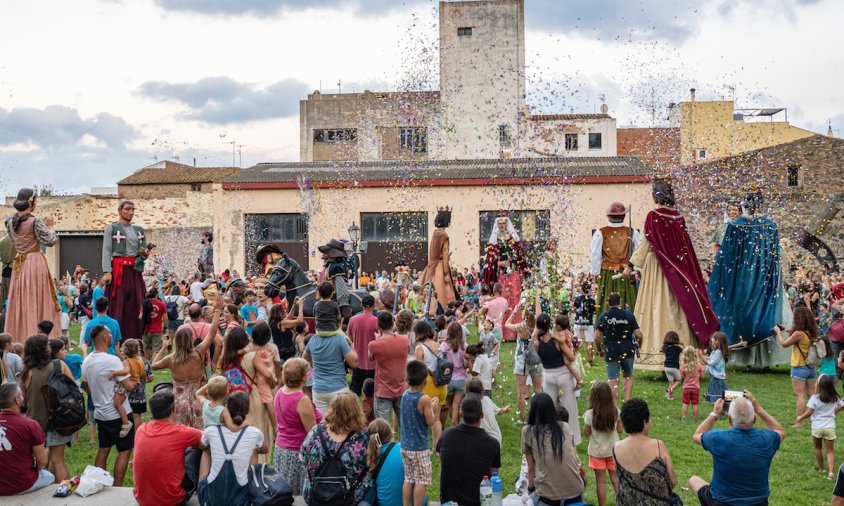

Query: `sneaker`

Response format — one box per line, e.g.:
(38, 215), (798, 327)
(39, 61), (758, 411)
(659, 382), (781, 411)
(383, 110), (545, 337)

(680, 417), (687, 422)
(516, 419), (526, 426)
(692, 417), (699, 423)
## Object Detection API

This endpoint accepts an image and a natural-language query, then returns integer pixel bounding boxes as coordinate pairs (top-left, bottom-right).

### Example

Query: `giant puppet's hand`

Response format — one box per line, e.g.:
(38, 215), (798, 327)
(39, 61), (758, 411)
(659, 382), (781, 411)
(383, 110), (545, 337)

(102, 273), (112, 285)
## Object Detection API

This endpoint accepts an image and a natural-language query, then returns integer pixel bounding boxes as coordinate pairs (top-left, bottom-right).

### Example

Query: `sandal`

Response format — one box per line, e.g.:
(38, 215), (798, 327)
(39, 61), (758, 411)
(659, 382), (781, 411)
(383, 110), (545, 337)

(119, 421), (133, 438)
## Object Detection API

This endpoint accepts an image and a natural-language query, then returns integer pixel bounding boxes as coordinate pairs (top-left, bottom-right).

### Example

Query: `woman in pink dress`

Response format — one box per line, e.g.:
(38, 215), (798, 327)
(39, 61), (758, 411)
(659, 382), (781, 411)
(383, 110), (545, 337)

(5, 188), (61, 342)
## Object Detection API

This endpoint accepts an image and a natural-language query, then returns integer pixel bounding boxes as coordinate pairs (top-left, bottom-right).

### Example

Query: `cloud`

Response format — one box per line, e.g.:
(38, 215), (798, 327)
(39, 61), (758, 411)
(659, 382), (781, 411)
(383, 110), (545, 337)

(138, 76), (310, 124)
(0, 105), (137, 151)
(153, 0), (406, 17)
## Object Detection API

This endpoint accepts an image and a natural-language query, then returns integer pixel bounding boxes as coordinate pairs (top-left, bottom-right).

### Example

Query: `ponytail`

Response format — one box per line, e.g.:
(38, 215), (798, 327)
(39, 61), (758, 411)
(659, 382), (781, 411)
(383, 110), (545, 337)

(366, 419), (393, 471)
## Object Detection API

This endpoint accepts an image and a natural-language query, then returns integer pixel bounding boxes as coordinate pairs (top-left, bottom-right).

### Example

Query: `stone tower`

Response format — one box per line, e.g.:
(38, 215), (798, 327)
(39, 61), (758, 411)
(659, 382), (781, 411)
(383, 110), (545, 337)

(437, 0), (526, 160)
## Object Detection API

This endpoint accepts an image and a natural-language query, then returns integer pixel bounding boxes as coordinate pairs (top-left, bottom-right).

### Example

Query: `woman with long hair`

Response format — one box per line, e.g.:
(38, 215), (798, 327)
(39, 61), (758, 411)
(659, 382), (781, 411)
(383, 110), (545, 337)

(413, 320), (445, 447)
(508, 298), (544, 423)
(152, 298), (222, 428)
(362, 418), (407, 505)
(776, 305), (821, 424)
(440, 321), (468, 426)
(583, 381), (623, 506)
(533, 313), (581, 444)
(268, 297), (304, 363)
(522, 392), (585, 504)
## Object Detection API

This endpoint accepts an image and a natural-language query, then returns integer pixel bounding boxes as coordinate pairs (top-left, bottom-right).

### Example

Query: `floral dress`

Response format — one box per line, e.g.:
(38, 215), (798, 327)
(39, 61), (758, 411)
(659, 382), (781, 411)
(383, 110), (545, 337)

(300, 424), (370, 505)
(614, 445), (680, 506)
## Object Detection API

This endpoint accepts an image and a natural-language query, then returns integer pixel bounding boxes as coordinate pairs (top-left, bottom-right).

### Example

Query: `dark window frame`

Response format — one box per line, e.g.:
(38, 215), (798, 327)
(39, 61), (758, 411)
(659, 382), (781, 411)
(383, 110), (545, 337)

(244, 213), (309, 243)
(457, 27), (473, 36)
(399, 127), (428, 154)
(313, 128), (356, 144)
(361, 212), (428, 242)
(479, 210), (551, 247)
(564, 133), (578, 151)
(499, 124), (513, 148)
(190, 183), (202, 192)
(787, 165), (802, 187)
(588, 132), (602, 150)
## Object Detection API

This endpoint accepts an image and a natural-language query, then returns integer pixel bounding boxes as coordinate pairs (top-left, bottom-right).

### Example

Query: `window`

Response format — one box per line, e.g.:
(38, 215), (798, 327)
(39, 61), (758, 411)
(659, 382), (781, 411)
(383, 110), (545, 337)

(697, 148), (707, 160)
(787, 165), (802, 187)
(313, 129), (357, 144)
(499, 124), (513, 148)
(479, 210), (551, 246)
(564, 134), (578, 151)
(361, 212), (428, 242)
(457, 27), (473, 36)
(245, 214), (308, 243)
(588, 133), (602, 150)
(190, 183), (202, 192)
(400, 127), (428, 154)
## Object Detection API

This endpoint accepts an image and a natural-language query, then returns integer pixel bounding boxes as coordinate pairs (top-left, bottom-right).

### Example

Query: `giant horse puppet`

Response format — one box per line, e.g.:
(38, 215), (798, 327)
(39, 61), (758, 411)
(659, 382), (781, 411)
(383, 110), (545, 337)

(263, 253), (367, 320)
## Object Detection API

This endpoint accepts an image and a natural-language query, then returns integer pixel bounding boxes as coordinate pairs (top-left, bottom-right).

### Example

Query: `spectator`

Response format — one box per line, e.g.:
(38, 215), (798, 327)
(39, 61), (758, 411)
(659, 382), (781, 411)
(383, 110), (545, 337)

(594, 292), (643, 404)
(133, 389), (203, 506)
(82, 297), (122, 357)
(368, 311), (409, 426)
(164, 285), (189, 341)
(466, 344), (494, 396)
(437, 395), (501, 506)
(534, 313), (581, 445)
(363, 418), (410, 506)
(142, 288), (167, 359)
(614, 398), (680, 505)
(273, 358), (322, 495)
(19, 334), (74, 482)
(832, 463), (844, 506)
(506, 300), (544, 424)
(413, 320), (445, 445)
(239, 290), (259, 336)
(0, 383), (53, 495)
(465, 378), (509, 446)
(268, 297), (305, 363)
(348, 295), (377, 396)
(197, 391), (268, 506)
(1, 332), (23, 384)
(82, 324), (139, 486)
(303, 312), (358, 413)
(689, 391), (786, 506)
(440, 321), (468, 427)
(301, 391), (371, 505)
(401, 360), (439, 506)
(775, 306), (820, 424)
(522, 392), (585, 505)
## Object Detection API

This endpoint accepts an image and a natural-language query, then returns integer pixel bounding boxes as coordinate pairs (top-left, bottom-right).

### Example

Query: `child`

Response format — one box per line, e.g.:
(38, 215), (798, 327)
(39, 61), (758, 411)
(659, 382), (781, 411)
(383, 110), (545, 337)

(465, 378), (509, 445)
(0, 332), (23, 384)
(795, 374), (844, 479)
(703, 332), (730, 403)
(400, 360), (438, 506)
(466, 344), (494, 396)
(195, 375), (240, 431)
(583, 381), (623, 506)
(478, 319), (501, 376)
(818, 335), (836, 378)
(249, 321), (280, 425)
(362, 377), (376, 423)
(294, 322), (313, 399)
(680, 346), (705, 422)
(239, 290), (259, 336)
(108, 339), (147, 435)
(571, 338), (586, 398)
(661, 331), (683, 400)
(56, 336), (84, 384)
(314, 281), (343, 337)
(364, 418), (409, 506)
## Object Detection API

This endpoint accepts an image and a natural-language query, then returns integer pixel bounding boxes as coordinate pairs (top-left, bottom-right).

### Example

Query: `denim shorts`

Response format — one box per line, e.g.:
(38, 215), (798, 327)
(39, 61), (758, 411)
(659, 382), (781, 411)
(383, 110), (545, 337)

(606, 357), (635, 379)
(791, 365), (817, 381)
(447, 379), (466, 395)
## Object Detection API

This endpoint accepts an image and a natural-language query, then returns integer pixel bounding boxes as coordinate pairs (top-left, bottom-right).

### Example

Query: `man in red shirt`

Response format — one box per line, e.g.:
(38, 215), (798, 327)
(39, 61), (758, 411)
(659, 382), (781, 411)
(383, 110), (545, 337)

(0, 383), (53, 496)
(368, 311), (410, 427)
(347, 294), (379, 395)
(134, 388), (202, 506)
(142, 287), (168, 359)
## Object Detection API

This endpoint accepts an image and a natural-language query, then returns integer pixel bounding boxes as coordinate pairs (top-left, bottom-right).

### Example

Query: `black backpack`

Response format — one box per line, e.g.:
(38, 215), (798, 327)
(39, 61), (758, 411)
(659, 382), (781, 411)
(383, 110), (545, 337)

(423, 344), (453, 387)
(165, 297), (180, 321)
(308, 426), (364, 506)
(43, 360), (87, 436)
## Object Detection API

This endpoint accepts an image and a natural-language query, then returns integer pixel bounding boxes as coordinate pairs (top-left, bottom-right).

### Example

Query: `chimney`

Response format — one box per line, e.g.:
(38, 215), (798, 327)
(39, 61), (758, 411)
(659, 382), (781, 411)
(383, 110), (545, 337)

(690, 88), (696, 102)
(828, 123), (835, 138)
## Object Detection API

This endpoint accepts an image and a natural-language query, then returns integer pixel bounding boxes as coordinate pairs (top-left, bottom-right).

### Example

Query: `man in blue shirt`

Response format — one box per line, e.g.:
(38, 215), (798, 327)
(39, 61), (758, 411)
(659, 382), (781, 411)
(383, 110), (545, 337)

(690, 390), (786, 506)
(82, 297), (122, 357)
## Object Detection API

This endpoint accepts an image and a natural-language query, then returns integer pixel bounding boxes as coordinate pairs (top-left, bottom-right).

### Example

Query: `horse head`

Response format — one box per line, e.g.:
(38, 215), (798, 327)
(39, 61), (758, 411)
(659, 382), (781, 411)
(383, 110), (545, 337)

(264, 253), (311, 301)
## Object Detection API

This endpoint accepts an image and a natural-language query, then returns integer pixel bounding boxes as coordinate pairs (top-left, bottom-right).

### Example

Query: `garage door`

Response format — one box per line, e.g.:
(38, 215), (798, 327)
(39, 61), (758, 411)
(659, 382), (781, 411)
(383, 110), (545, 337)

(59, 234), (104, 279)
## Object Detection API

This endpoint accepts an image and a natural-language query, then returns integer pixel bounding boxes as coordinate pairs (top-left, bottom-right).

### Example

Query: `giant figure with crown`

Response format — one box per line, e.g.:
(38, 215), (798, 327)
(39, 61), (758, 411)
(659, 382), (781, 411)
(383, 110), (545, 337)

(483, 214), (529, 341)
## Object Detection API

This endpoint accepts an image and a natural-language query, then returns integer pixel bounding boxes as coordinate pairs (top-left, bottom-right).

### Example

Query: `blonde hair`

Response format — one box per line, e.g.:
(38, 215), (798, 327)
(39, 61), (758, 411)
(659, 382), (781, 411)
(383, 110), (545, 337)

(681, 346), (698, 375)
(324, 391), (366, 435)
(282, 358), (309, 388)
(121, 339), (141, 359)
(366, 418), (393, 471)
(205, 376), (229, 402)
(172, 328), (194, 364)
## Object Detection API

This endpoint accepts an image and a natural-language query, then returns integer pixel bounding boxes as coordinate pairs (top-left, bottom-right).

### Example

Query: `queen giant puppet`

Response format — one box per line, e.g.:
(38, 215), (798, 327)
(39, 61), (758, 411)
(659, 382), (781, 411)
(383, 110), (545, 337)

(622, 176), (720, 370)
(483, 214), (528, 341)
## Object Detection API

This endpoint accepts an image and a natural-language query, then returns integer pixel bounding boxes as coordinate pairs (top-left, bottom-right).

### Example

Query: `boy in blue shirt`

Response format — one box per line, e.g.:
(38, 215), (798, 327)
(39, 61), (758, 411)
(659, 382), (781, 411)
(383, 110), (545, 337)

(239, 290), (259, 336)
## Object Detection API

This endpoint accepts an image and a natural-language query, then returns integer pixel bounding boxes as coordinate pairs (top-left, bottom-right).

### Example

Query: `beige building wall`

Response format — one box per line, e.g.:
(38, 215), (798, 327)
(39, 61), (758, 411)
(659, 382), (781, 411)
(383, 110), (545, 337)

(679, 99), (816, 165)
(525, 116), (618, 157)
(212, 181), (652, 275)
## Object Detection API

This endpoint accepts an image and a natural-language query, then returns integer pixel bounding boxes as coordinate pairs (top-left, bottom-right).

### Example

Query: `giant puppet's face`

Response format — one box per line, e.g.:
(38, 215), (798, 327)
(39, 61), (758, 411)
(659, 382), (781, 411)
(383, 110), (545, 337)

(727, 205), (741, 219)
(119, 203), (135, 222)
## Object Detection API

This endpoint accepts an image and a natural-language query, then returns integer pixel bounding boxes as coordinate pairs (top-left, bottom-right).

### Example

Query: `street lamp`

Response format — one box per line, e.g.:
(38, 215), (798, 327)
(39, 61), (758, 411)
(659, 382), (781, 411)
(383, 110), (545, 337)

(347, 222), (361, 289)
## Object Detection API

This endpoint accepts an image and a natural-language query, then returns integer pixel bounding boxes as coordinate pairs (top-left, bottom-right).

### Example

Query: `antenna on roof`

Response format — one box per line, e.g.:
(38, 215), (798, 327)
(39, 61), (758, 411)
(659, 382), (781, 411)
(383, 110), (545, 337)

(338, 79), (342, 94)
(236, 144), (245, 167)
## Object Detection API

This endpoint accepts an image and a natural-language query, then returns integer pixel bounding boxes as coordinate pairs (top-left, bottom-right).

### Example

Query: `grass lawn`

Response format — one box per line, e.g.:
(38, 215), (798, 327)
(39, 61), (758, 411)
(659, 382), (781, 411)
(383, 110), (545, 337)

(63, 324), (837, 504)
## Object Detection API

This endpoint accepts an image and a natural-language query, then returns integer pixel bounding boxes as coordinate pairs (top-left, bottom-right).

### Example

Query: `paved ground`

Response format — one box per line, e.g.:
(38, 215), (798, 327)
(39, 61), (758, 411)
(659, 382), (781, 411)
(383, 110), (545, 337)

(0, 486), (309, 505)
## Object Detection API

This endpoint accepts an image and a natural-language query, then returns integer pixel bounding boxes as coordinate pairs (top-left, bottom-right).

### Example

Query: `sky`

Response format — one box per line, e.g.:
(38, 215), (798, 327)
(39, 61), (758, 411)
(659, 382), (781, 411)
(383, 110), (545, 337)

(0, 0), (842, 194)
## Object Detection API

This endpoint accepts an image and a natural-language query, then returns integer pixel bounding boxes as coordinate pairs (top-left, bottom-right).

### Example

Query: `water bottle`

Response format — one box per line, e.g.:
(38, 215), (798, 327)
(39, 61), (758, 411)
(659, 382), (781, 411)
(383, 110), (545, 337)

(491, 471), (503, 506)
(480, 475), (493, 506)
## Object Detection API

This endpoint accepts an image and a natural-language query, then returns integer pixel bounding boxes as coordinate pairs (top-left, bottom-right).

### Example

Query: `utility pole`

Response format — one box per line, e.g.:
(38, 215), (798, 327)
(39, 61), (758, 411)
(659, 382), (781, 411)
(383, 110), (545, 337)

(223, 140), (236, 167)
(236, 144), (245, 167)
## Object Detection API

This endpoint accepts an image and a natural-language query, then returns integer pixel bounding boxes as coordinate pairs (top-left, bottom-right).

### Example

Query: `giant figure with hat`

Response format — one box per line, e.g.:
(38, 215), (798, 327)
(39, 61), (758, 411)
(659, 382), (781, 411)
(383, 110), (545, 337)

(621, 176), (719, 370)
(482, 214), (528, 340)
(4, 188), (61, 342)
(420, 206), (460, 309)
(319, 238), (353, 319)
(590, 202), (640, 313)
(707, 187), (791, 367)
(102, 200), (151, 341)
(256, 244), (284, 276)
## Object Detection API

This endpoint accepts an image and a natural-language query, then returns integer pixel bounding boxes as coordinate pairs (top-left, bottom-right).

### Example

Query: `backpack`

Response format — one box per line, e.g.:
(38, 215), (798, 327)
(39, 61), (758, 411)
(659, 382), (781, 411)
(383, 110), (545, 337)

(165, 297), (180, 321)
(422, 344), (453, 387)
(805, 338), (825, 369)
(829, 320), (844, 344)
(42, 360), (87, 436)
(197, 426), (250, 506)
(222, 357), (255, 395)
(307, 426), (364, 506)
(247, 463), (294, 506)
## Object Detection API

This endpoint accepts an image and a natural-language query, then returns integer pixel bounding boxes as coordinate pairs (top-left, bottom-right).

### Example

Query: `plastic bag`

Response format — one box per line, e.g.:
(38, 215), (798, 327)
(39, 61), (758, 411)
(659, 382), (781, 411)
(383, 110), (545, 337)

(504, 493), (532, 505)
(75, 465), (114, 497)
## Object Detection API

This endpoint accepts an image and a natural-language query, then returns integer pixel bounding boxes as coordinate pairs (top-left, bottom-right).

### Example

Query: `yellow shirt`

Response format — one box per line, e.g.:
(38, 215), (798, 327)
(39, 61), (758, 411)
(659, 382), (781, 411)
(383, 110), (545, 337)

(790, 331), (811, 367)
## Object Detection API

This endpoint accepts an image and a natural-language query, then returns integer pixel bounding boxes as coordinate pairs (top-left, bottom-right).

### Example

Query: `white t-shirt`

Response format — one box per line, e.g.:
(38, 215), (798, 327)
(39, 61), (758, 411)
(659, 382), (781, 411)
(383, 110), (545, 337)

(82, 352), (130, 421)
(202, 425), (264, 486)
(472, 354), (493, 391)
(583, 408), (620, 458)
(190, 280), (212, 301)
(164, 295), (189, 318)
(479, 396), (502, 445)
(807, 394), (844, 429)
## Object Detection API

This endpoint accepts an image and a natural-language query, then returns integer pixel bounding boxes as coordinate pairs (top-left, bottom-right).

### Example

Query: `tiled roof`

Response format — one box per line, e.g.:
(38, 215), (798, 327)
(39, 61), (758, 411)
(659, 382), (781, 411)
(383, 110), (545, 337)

(118, 161), (241, 185)
(529, 114), (612, 121)
(222, 156), (650, 186)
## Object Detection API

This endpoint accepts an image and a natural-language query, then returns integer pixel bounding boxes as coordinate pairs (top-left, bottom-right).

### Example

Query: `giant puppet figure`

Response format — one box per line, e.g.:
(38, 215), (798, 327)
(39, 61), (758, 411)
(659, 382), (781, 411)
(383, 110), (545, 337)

(255, 244), (284, 276)
(4, 188), (61, 341)
(622, 176), (719, 370)
(590, 202), (640, 313)
(102, 200), (151, 341)
(420, 206), (460, 307)
(707, 188), (791, 367)
(482, 215), (528, 341)
(318, 238), (353, 319)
